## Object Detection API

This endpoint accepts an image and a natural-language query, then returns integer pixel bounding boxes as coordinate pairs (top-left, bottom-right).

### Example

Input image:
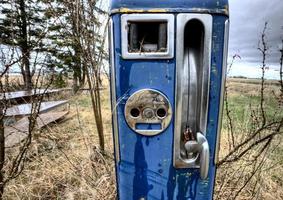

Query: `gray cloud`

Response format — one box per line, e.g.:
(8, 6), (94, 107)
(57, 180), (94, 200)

(229, 0), (283, 67)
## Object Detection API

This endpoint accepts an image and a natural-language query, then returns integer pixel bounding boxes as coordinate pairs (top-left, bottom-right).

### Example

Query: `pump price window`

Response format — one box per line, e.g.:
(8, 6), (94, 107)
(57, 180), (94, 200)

(121, 14), (174, 59)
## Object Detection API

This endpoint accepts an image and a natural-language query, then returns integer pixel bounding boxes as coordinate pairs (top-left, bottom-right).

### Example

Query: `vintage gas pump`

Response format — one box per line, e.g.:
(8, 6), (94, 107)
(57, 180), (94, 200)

(109, 0), (229, 199)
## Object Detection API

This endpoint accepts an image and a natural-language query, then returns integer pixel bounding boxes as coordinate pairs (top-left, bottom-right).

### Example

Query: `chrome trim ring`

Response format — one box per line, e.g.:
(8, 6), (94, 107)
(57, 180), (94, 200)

(124, 89), (172, 136)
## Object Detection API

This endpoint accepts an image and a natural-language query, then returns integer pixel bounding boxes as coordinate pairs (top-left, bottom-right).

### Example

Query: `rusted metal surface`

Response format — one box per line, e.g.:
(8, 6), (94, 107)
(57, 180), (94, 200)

(5, 111), (69, 148)
(5, 100), (68, 117)
(111, 7), (229, 16)
(110, 0), (229, 16)
(113, 8), (168, 14)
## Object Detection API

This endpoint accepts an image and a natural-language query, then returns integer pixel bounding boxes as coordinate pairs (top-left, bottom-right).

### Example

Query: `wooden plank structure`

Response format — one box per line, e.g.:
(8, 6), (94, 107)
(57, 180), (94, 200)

(0, 88), (71, 103)
(5, 111), (69, 148)
(5, 100), (69, 117)
(1, 88), (71, 148)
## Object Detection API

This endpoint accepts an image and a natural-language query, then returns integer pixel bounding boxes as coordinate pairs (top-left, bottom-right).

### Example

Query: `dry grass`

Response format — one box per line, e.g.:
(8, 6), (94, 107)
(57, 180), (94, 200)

(215, 78), (283, 200)
(216, 129), (283, 200)
(3, 87), (116, 199)
(227, 79), (280, 97)
(2, 78), (282, 199)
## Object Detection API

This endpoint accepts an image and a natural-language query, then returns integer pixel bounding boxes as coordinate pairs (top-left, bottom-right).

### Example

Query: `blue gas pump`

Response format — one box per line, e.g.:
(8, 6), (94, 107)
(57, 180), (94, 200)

(109, 1), (229, 199)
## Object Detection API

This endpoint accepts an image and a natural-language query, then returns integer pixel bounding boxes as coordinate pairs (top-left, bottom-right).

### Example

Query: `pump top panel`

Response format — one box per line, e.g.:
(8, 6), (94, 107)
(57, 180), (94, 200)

(110, 0), (229, 16)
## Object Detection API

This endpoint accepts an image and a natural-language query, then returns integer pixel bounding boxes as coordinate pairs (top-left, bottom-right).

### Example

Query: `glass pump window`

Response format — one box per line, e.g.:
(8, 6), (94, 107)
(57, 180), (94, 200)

(128, 22), (167, 53)
(121, 14), (174, 59)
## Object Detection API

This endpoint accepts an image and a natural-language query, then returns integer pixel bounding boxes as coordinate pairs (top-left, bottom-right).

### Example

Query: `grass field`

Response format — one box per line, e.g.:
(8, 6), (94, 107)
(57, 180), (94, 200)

(216, 78), (283, 200)
(3, 78), (282, 199)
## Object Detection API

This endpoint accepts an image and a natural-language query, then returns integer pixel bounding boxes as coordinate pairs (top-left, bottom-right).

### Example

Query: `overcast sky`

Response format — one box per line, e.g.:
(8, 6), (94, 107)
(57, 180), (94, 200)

(229, 0), (283, 79)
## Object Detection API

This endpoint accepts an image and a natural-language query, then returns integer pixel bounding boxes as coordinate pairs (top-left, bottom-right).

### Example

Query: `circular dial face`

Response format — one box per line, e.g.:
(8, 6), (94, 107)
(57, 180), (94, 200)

(124, 89), (172, 136)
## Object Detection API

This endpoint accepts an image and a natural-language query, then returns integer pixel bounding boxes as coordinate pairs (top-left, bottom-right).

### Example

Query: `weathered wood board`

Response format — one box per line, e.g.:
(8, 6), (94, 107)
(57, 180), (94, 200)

(5, 111), (69, 148)
(0, 88), (71, 102)
(5, 100), (68, 117)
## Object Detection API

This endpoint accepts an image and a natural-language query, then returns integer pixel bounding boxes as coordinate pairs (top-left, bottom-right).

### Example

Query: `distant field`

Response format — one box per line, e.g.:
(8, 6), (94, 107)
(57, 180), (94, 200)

(216, 78), (283, 199)
(229, 77), (281, 86)
(225, 78), (282, 122)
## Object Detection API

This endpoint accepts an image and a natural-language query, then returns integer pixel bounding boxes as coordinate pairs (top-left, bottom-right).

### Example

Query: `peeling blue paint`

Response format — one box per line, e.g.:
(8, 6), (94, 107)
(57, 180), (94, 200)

(111, 9), (228, 200)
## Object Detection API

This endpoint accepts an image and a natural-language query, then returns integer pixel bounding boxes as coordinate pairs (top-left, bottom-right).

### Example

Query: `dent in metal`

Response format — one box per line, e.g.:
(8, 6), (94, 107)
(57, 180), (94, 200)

(174, 14), (212, 168)
(109, 19), (120, 162)
(121, 14), (174, 59)
(124, 89), (172, 136)
(215, 19), (229, 165)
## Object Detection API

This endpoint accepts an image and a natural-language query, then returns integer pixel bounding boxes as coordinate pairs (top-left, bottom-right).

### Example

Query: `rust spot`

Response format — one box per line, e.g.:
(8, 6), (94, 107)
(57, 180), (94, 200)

(147, 9), (168, 13)
(224, 5), (229, 16)
(112, 7), (168, 14)
(119, 8), (167, 13)
(110, 7), (229, 16)
(119, 8), (145, 13)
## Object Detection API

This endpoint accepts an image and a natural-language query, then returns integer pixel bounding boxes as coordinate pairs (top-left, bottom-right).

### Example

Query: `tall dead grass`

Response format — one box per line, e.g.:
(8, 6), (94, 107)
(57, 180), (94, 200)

(216, 130), (283, 200)
(215, 80), (283, 200)
(2, 79), (282, 199)
(3, 89), (116, 199)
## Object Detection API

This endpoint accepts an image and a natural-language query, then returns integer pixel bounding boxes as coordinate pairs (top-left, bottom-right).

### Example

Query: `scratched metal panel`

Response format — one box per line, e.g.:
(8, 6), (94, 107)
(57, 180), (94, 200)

(111, 14), (228, 200)
(110, 0), (229, 16)
(112, 13), (175, 199)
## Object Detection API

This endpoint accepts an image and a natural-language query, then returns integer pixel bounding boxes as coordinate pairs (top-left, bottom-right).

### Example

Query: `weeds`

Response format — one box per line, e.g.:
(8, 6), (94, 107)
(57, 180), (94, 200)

(3, 89), (116, 199)
(215, 24), (283, 200)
